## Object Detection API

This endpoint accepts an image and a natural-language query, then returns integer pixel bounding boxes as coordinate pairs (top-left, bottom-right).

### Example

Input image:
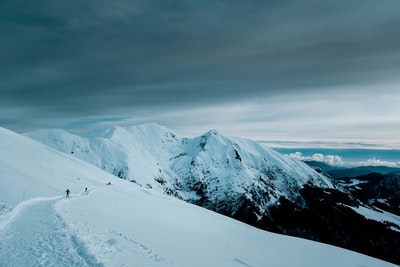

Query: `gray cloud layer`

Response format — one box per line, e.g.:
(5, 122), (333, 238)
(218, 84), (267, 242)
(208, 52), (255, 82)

(1, 0), (400, 139)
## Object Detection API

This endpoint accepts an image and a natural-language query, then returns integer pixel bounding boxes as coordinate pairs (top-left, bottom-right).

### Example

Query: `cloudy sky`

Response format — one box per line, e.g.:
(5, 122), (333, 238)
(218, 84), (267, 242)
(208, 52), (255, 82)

(1, 0), (400, 147)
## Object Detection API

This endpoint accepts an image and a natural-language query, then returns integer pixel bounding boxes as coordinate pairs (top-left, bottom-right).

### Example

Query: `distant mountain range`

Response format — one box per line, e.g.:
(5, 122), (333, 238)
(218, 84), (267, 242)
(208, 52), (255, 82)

(335, 172), (400, 215)
(304, 160), (400, 215)
(304, 160), (400, 179)
(25, 123), (400, 264)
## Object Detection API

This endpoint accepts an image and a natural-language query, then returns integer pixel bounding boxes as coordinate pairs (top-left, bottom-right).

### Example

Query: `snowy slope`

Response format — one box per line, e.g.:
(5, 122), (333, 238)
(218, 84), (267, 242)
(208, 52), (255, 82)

(0, 126), (397, 267)
(25, 124), (180, 188)
(0, 127), (113, 207)
(26, 123), (333, 217)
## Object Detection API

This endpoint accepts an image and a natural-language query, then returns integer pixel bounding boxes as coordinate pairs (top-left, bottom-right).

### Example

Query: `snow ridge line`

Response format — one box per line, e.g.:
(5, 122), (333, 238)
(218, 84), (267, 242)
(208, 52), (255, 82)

(0, 195), (62, 231)
(0, 188), (93, 231)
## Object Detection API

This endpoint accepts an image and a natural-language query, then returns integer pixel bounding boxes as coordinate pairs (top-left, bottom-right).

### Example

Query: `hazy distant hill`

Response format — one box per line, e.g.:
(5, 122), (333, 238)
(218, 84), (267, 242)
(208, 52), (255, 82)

(303, 160), (342, 172)
(328, 166), (400, 179)
(304, 160), (400, 179)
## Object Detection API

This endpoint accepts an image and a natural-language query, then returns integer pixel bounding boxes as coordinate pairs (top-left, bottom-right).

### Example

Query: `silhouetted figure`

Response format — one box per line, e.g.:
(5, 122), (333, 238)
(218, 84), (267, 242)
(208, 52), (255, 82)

(65, 189), (70, 198)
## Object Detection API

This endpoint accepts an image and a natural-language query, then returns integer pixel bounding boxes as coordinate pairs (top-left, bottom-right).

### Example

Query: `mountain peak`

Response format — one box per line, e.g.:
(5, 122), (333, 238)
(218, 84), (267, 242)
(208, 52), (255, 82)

(200, 129), (230, 147)
(206, 129), (219, 136)
(83, 123), (177, 141)
(25, 123), (333, 211)
(83, 125), (123, 139)
(2, 126), (395, 267)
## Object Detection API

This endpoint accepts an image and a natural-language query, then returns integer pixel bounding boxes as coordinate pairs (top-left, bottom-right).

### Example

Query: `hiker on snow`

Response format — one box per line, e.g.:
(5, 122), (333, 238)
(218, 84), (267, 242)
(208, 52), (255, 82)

(65, 189), (70, 198)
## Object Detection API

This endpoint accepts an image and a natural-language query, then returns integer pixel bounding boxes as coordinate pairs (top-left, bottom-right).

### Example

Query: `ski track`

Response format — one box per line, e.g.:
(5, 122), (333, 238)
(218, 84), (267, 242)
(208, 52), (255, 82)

(108, 229), (171, 264)
(0, 196), (104, 267)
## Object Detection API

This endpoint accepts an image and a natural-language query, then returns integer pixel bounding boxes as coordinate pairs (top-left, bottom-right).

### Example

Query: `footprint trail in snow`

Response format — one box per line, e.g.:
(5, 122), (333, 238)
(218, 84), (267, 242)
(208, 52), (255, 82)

(0, 197), (103, 267)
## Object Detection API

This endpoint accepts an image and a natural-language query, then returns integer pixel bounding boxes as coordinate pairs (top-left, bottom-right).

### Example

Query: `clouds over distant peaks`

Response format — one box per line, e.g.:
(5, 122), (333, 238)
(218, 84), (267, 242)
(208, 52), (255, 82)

(288, 152), (344, 166)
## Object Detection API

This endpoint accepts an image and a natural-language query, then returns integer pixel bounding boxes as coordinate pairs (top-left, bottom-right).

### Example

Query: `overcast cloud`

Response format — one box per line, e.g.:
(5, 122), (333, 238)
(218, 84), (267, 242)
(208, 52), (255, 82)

(1, 0), (400, 146)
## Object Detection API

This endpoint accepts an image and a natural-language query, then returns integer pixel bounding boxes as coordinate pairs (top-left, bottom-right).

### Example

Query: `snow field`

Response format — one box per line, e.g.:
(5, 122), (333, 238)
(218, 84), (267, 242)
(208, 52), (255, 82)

(55, 180), (397, 267)
(0, 126), (398, 267)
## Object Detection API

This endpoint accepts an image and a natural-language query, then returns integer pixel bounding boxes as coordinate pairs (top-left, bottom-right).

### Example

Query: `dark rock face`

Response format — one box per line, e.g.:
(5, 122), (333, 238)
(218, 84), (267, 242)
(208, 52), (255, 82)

(180, 168), (400, 265)
(336, 172), (400, 216)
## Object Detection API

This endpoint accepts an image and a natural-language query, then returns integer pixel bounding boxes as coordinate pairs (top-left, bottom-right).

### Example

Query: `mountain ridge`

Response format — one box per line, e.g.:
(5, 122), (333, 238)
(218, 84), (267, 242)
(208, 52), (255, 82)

(2, 126), (397, 266)
(25, 123), (332, 213)
(24, 124), (400, 264)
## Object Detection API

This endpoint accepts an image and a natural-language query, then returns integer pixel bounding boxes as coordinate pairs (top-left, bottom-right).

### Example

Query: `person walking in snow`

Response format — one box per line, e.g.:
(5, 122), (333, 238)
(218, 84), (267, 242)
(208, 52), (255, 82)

(65, 189), (70, 198)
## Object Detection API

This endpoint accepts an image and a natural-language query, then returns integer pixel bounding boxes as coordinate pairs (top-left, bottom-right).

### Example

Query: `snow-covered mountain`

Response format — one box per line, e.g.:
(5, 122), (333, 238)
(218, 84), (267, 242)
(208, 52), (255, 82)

(1, 126), (398, 267)
(26, 123), (332, 219)
(335, 172), (400, 215)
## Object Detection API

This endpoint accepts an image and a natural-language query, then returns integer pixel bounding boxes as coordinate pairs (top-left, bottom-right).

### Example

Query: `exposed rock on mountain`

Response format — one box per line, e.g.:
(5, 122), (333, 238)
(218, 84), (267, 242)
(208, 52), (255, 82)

(26, 124), (333, 219)
(25, 123), (400, 264)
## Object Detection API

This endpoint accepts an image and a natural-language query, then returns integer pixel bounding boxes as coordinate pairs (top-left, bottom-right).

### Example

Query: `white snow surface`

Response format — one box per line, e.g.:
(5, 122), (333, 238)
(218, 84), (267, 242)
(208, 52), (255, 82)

(0, 126), (398, 266)
(25, 123), (333, 211)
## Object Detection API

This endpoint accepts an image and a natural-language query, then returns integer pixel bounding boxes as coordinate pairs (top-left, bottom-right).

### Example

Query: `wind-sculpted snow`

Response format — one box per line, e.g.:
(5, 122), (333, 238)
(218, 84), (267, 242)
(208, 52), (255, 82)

(0, 126), (398, 267)
(0, 197), (103, 267)
(25, 123), (333, 217)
